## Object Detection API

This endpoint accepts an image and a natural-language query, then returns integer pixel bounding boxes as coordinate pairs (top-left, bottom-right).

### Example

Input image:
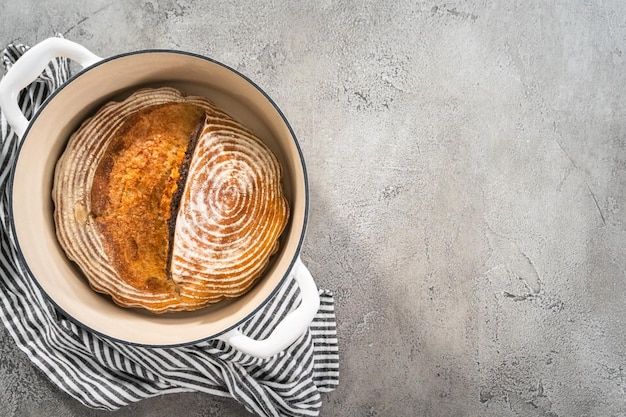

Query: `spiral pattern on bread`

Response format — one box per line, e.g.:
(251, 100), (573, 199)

(52, 87), (289, 313)
(171, 116), (288, 305)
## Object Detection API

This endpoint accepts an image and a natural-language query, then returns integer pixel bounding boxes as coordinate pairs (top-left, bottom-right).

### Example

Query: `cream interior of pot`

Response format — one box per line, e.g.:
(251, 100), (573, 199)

(11, 51), (307, 345)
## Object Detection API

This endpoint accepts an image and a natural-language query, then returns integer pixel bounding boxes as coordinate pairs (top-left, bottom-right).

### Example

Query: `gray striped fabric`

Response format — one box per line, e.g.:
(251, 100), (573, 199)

(0, 42), (338, 417)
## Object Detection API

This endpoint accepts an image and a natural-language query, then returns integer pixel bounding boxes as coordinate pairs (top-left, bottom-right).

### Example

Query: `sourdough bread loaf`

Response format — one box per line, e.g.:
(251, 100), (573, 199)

(52, 87), (289, 313)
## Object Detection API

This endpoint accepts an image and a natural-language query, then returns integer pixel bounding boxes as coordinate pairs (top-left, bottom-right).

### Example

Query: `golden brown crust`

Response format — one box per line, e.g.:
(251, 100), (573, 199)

(52, 87), (289, 313)
(91, 102), (204, 293)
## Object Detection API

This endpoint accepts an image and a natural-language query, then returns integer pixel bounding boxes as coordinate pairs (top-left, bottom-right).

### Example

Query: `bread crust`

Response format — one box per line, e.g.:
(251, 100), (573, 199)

(53, 88), (289, 313)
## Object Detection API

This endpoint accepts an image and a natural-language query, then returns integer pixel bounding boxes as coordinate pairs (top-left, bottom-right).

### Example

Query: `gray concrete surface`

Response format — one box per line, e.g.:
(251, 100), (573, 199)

(1, 0), (626, 416)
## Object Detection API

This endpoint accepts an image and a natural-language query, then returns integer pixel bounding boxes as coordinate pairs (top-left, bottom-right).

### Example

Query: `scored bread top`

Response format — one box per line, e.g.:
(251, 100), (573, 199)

(52, 87), (289, 313)
(170, 108), (289, 306)
(90, 102), (204, 295)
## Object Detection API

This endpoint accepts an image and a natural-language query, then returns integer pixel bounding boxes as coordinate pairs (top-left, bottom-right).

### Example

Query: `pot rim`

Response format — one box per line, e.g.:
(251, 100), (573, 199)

(8, 48), (310, 347)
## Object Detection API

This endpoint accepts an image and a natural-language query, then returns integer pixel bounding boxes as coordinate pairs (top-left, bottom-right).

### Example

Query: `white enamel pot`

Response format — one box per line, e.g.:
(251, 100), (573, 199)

(0, 37), (318, 359)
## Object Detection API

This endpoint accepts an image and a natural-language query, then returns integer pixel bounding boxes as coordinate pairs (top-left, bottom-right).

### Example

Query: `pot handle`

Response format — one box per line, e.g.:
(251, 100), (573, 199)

(217, 257), (321, 359)
(0, 37), (102, 138)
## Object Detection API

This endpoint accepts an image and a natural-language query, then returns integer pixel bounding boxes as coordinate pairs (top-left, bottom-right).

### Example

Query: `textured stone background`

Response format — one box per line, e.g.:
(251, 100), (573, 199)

(1, 1), (626, 416)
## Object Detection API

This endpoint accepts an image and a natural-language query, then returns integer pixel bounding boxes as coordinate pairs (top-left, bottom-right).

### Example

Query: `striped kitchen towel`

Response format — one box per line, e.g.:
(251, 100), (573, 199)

(0, 41), (338, 417)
